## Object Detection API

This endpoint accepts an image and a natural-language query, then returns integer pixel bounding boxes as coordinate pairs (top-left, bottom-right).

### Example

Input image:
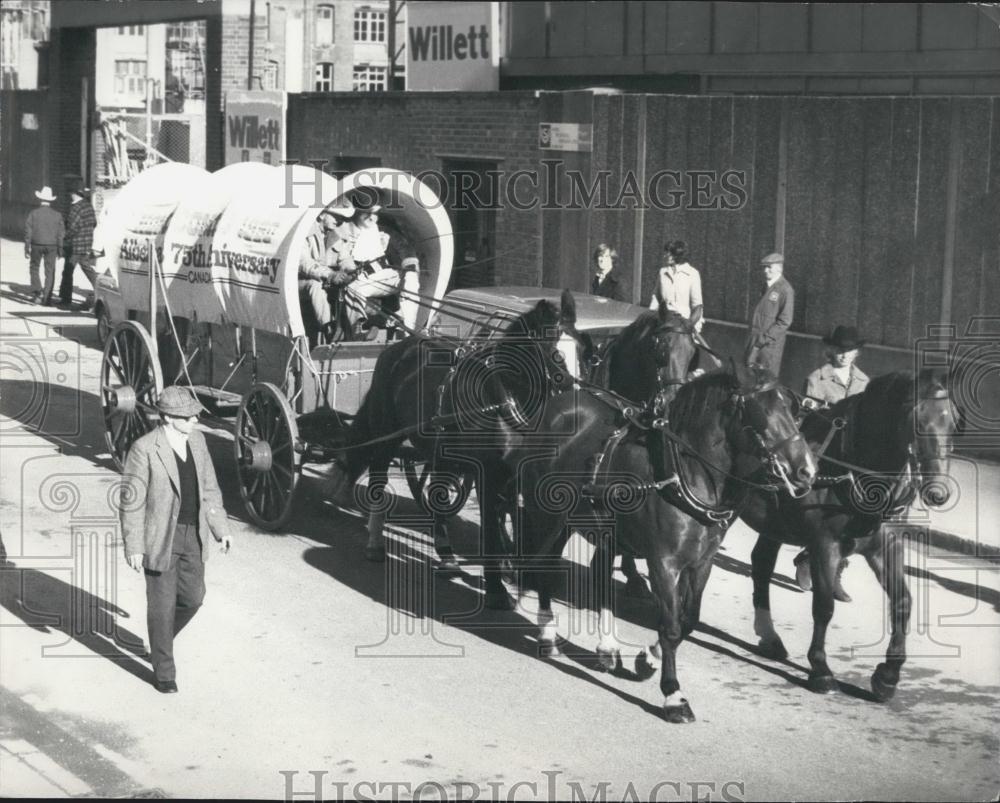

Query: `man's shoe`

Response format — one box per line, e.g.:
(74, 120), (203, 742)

(56, 299), (73, 310)
(794, 550), (812, 592)
(29, 292), (41, 304)
(154, 679), (178, 694)
(833, 558), (852, 603)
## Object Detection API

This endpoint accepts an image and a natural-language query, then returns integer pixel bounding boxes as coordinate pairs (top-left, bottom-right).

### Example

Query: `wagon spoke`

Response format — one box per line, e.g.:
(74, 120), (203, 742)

(112, 337), (129, 383)
(272, 461), (292, 480)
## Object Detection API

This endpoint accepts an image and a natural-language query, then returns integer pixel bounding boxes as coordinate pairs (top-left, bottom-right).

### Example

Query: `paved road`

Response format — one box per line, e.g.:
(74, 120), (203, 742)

(1, 245), (998, 800)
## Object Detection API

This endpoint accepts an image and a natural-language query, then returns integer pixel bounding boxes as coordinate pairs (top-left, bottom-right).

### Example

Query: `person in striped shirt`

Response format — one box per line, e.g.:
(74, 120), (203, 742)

(59, 187), (98, 309)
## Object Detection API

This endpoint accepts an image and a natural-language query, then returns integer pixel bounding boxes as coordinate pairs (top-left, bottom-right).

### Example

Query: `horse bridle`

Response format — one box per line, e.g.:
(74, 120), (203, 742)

(729, 380), (812, 499)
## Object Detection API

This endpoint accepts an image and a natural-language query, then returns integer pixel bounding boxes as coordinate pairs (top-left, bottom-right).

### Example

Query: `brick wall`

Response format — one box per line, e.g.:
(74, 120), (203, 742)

(287, 91), (545, 286)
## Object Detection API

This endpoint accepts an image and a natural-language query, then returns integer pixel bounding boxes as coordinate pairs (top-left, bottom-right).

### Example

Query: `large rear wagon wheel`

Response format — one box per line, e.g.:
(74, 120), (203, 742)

(235, 382), (300, 530)
(102, 321), (163, 470)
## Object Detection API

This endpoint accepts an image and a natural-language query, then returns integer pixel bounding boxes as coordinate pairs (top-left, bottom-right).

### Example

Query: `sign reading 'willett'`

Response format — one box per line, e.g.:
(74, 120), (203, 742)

(407, 1), (499, 91)
(224, 90), (285, 166)
(539, 123), (594, 153)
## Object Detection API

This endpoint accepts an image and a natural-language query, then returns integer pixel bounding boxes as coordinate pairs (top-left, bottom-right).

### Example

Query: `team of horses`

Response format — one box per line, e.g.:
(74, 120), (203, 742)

(323, 290), (957, 722)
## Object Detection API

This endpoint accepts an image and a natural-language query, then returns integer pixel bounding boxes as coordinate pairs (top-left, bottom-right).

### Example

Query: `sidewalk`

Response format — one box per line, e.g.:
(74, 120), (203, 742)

(0, 235), (996, 557)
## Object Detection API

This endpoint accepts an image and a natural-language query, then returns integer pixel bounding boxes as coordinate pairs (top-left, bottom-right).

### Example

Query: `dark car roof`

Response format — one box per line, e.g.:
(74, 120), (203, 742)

(438, 286), (646, 333)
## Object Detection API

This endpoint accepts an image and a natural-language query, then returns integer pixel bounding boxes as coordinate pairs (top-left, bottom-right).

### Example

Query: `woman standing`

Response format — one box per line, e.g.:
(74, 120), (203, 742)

(590, 243), (623, 301)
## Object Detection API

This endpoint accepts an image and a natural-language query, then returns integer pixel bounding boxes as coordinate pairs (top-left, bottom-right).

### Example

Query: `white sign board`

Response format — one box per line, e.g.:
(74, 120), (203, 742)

(224, 90), (285, 166)
(407, 1), (499, 91)
(539, 123), (594, 153)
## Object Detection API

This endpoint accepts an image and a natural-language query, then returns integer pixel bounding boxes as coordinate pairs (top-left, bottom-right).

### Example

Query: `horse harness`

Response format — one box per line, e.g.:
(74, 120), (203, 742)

(577, 381), (795, 529)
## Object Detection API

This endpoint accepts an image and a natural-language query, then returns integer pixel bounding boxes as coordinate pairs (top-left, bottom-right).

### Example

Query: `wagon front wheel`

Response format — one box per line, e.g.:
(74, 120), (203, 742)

(235, 382), (300, 530)
(101, 321), (163, 470)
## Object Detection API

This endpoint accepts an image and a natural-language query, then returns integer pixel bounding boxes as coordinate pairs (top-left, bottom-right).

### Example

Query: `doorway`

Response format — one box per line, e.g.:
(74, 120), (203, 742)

(442, 159), (498, 289)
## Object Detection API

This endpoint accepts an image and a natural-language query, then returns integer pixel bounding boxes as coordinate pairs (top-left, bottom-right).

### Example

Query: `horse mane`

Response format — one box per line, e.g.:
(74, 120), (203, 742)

(498, 299), (561, 342)
(608, 310), (693, 401)
(667, 369), (737, 435)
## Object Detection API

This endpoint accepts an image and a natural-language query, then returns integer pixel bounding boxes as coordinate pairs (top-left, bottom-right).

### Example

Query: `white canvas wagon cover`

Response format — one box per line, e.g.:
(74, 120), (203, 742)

(97, 164), (454, 339)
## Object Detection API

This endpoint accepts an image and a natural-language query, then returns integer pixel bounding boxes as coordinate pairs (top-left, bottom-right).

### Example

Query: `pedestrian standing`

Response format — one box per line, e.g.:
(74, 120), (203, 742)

(59, 187), (99, 309)
(590, 243), (623, 301)
(121, 386), (234, 694)
(24, 186), (65, 306)
(649, 240), (703, 330)
(745, 252), (794, 377)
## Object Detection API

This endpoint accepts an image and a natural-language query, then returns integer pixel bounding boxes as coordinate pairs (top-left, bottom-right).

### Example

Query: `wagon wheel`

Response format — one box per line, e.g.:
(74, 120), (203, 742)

(402, 460), (473, 514)
(101, 321), (163, 470)
(235, 382), (300, 530)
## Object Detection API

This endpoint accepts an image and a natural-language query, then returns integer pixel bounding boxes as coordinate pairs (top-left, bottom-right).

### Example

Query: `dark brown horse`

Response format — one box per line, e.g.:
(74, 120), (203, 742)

(591, 307), (700, 596)
(515, 362), (817, 721)
(328, 289), (592, 609)
(741, 368), (956, 700)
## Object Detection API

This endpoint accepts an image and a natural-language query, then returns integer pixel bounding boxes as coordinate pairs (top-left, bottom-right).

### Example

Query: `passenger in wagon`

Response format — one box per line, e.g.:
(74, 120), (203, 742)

(298, 201), (355, 347)
(340, 192), (421, 340)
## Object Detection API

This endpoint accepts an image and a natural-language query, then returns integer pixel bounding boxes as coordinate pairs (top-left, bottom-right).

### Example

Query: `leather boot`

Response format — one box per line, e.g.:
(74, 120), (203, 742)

(793, 549), (812, 592)
(833, 558), (852, 603)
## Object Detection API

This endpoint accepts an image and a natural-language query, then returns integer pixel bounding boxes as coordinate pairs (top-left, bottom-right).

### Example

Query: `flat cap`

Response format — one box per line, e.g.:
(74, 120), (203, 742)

(761, 252), (784, 265)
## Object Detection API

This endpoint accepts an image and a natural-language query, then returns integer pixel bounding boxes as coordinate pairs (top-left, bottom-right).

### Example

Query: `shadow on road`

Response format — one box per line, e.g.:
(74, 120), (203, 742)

(906, 564), (1000, 613)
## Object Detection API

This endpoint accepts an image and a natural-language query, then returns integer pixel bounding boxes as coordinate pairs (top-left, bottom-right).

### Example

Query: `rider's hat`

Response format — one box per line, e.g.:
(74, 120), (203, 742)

(822, 325), (866, 352)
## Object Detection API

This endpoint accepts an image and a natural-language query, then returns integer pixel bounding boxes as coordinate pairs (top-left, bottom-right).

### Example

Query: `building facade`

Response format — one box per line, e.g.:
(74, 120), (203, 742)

(502, 2), (1000, 94)
(0, 0), (49, 90)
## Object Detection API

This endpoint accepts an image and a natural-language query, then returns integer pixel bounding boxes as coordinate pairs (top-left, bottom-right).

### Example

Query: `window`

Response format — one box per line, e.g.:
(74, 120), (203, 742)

(262, 60), (279, 91)
(117, 25), (144, 36)
(315, 4), (335, 46)
(354, 9), (386, 43)
(114, 59), (147, 99)
(352, 64), (386, 92)
(314, 62), (334, 91)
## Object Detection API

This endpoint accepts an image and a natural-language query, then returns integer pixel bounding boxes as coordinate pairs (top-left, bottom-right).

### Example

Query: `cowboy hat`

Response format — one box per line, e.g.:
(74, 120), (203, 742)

(319, 199), (355, 220)
(823, 325), (866, 351)
(348, 188), (382, 215)
(35, 186), (56, 202)
(71, 186), (91, 200)
(156, 385), (205, 417)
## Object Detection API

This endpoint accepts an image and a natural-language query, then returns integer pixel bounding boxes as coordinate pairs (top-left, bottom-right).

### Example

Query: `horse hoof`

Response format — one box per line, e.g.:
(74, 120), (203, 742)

(485, 591), (514, 611)
(437, 553), (460, 572)
(662, 700), (696, 724)
(634, 651), (658, 681)
(364, 545), (386, 562)
(538, 640), (562, 659)
(757, 638), (788, 661)
(807, 673), (838, 695)
(871, 664), (899, 703)
(595, 646), (622, 673)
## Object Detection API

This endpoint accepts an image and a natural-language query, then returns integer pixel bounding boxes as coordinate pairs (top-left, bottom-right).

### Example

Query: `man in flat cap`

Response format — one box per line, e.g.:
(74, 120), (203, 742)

(745, 252), (794, 378)
(24, 185), (65, 305)
(120, 385), (233, 694)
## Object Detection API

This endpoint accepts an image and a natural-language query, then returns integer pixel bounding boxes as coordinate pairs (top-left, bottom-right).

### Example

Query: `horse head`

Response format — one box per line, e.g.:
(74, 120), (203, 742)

(652, 307), (698, 413)
(608, 307), (698, 413)
(726, 361), (817, 497)
(910, 367), (957, 508)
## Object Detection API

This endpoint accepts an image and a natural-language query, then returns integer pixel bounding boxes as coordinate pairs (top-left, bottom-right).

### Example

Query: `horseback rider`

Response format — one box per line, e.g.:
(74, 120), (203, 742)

(794, 325), (871, 602)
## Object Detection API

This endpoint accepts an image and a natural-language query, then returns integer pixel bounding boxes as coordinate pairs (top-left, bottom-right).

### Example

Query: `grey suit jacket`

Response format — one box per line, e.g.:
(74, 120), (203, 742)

(121, 426), (231, 572)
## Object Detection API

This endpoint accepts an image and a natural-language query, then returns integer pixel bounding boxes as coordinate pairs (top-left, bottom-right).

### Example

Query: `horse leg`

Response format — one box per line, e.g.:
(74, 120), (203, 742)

(363, 453), (393, 562)
(646, 551), (695, 722)
(860, 530), (911, 702)
(678, 530), (721, 639)
(594, 533), (624, 672)
(426, 466), (459, 571)
(537, 585), (561, 658)
(805, 536), (841, 693)
(481, 466), (513, 611)
(751, 535), (789, 660)
(621, 553), (653, 600)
